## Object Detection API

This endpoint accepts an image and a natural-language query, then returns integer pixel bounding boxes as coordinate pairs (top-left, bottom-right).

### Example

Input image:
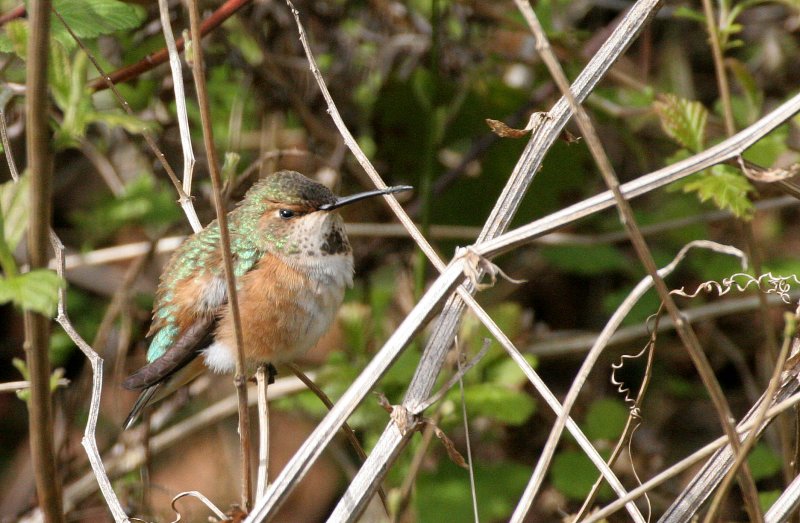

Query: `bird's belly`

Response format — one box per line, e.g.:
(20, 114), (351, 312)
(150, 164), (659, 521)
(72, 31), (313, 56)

(207, 253), (352, 372)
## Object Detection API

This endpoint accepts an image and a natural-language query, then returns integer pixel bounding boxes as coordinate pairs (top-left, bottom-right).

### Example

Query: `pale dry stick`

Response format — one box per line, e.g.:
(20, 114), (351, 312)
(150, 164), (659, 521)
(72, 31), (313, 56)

(50, 8), (201, 231)
(52, 235), (128, 521)
(169, 491), (227, 522)
(512, 3), (760, 520)
(704, 312), (795, 522)
(584, 389), (800, 523)
(255, 365), (270, 501)
(186, 0), (251, 509)
(0, 379), (70, 393)
(259, 3), (649, 521)
(156, 0), (200, 233)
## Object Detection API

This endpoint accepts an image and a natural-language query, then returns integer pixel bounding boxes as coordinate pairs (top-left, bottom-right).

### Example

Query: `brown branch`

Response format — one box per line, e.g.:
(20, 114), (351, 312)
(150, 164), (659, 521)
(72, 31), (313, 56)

(186, 0), (252, 510)
(24, 0), (64, 521)
(89, 0), (253, 91)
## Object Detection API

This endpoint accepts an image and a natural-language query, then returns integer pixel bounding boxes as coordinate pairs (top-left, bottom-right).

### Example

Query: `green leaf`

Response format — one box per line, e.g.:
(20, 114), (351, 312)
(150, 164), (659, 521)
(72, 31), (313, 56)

(551, 450), (612, 501)
(584, 398), (629, 441)
(454, 383), (536, 426)
(653, 94), (708, 152)
(747, 443), (782, 481)
(759, 490), (781, 513)
(51, 0), (146, 47)
(681, 165), (754, 218)
(0, 172), (30, 252)
(0, 269), (65, 316)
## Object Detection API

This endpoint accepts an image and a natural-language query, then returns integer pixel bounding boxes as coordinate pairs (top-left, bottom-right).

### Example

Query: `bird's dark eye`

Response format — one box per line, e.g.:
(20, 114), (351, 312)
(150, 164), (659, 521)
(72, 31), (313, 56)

(278, 209), (295, 219)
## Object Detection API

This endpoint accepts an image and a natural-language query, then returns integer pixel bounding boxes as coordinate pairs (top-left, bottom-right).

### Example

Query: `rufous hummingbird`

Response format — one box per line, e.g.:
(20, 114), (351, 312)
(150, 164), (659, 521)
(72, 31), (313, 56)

(122, 170), (411, 429)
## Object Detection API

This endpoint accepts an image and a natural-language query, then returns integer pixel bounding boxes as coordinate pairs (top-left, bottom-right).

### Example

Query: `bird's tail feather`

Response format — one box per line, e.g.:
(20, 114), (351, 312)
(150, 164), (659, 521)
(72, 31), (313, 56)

(122, 357), (207, 430)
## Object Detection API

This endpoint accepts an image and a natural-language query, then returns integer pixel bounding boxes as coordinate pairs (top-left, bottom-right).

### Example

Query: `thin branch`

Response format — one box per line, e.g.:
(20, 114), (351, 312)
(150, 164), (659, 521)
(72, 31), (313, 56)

(157, 0), (200, 233)
(255, 365), (270, 501)
(186, 0), (251, 509)
(0, 379), (69, 393)
(24, 0), (63, 520)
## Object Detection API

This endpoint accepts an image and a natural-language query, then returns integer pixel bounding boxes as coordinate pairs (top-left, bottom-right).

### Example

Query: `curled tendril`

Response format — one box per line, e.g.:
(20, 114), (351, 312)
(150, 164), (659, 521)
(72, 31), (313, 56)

(672, 272), (800, 304)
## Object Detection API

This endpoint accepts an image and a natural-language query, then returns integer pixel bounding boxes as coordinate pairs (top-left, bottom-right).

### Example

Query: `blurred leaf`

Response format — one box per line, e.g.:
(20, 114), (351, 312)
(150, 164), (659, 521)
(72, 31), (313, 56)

(485, 354), (538, 388)
(540, 244), (631, 276)
(2, 20), (27, 57)
(0, 172), (30, 252)
(759, 490), (781, 513)
(654, 94), (708, 152)
(416, 461), (530, 523)
(452, 382), (536, 426)
(672, 6), (706, 22)
(584, 398), (629, 441)
(88, 110), (158, 135)
(551, 450), (612, 501)
(72, 174), (182, 243)
(0, 269), (65, 316)
(681, 164), (754, 218)
(51, 0), (146, 48)
(748, 443), (782, 481)
(743, 125), (788, 167)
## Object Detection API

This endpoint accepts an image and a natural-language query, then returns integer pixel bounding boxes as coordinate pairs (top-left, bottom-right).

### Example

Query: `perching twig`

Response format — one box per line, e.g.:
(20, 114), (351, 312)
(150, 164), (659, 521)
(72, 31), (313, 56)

(186, 0), (252, 509)
(24, 1), (64, 520)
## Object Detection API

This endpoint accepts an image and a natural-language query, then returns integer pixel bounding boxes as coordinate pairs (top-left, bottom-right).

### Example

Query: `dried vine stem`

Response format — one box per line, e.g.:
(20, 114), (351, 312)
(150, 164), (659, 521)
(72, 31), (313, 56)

(186, 0), (252, 509)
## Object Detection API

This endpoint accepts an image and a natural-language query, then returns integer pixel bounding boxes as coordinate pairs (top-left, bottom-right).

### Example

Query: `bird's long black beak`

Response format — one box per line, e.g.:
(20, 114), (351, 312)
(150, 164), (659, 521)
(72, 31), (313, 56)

(319, 185), (413, 211)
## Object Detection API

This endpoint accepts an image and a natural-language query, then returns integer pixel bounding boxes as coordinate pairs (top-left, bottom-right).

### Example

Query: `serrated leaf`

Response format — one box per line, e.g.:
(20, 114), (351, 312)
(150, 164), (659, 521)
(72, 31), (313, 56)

(0, 173), (30, 252)
(682, 165), (754, 218)
(454, 383), (536, 426)
(0, 269), (65, 316)
(51, 0), (145, 47)
(654, 94), (708, 152)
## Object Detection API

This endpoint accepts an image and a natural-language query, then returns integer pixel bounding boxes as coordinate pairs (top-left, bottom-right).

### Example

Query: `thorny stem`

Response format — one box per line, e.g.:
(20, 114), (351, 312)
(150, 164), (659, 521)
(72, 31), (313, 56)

(511, 2), (761, 520)
(24, 0), (64, 520)
(186, 0), (252, 510)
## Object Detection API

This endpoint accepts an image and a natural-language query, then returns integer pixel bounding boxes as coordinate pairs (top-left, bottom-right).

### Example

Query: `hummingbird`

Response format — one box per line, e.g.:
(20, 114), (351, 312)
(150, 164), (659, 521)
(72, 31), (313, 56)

(122, 170), (412, 429)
